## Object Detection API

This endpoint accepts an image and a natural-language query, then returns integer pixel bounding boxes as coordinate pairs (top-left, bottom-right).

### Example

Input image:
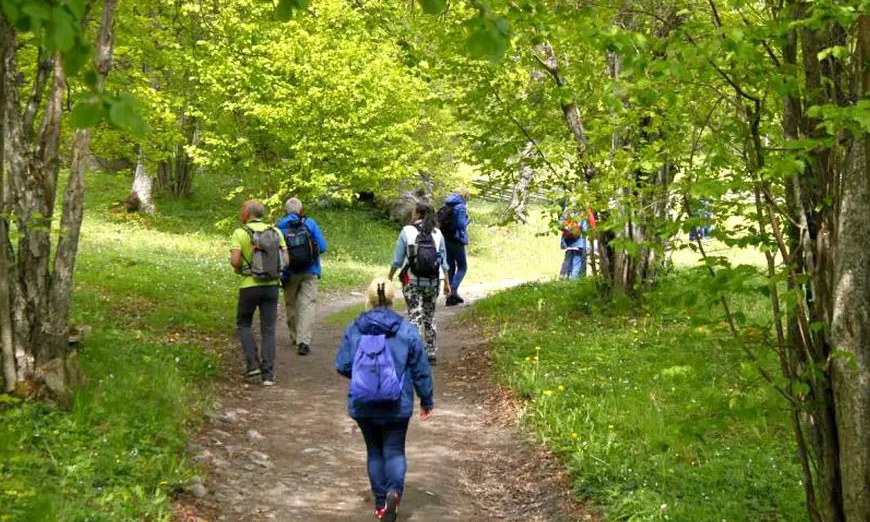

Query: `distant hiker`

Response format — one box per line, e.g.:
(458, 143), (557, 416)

(230, 200), (288, 386)
(559, 204), (595, 280)
(334, 277), (434, 522)
(277, 197), (327, 356)
(389, 202), (451, 363)
(437, 187), (470, 306)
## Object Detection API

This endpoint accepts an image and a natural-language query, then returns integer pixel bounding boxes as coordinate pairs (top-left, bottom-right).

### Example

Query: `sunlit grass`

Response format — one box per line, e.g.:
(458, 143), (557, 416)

(469, 278), (804, 521)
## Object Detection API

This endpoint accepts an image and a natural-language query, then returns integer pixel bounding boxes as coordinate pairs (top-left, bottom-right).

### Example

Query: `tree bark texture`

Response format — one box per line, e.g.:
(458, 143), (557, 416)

(0, 0), (118, 403)
(829, 14), (870, 522)
(132, 152), (156, 213)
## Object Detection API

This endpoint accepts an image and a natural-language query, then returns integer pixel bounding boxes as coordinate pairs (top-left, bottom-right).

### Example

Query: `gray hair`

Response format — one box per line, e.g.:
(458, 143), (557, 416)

(243, 199), (265, 219)
(285, 197), (303, 215)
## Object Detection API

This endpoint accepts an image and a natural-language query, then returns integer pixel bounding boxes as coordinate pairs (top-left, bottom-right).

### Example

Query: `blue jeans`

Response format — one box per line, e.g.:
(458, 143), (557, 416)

(560, 249), (586, 280)
(357, 418), (410, 509)
(446, 240), (467, 295)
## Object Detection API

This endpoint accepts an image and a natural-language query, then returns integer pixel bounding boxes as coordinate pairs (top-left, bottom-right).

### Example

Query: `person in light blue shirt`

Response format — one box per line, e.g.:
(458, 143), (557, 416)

(276, 198), (327, 356)
(388, 202), (451, 363)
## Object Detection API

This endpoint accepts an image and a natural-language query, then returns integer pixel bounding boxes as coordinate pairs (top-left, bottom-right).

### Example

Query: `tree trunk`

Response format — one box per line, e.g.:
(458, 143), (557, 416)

(132, 151), (156, 213)
(156, 114), (197, 198)
(0, 22), (14, 393)
(829, 14), (870, 521)
(503, 142), (534, 224)
(0, 0), (117, 403)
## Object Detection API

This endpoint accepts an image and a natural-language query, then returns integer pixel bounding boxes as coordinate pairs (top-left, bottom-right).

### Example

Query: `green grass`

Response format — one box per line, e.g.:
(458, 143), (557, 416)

(469, 276), (805, 522)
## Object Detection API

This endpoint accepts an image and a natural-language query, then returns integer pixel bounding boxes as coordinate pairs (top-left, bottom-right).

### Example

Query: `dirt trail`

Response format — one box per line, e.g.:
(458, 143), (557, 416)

(180, 282), (591, 521)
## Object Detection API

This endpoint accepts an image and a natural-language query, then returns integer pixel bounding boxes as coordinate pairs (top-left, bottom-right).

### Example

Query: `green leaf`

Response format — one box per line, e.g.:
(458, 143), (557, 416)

(466, 15), (510, 61)
(275, 0), (307, 20)
(418, 0), (447, 15)
(108, 94), (147, 137)
(67, 0), (87, 19)
(50, 7), (75, 52)
(69, 100), (104, 129)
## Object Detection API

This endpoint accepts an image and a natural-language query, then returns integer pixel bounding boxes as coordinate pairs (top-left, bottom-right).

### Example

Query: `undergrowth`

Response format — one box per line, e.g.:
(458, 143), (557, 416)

(470, 275), (805, 521)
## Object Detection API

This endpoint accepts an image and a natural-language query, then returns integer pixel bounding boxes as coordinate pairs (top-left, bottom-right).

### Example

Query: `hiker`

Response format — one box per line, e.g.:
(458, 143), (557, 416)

(559, 204), (595, 280)
(437, 188), (470, 306)
(334, 277), (434, 522)
(276, 197), (327, 356)
(229, 200), (288, 386)
(389, 202), (451, 363)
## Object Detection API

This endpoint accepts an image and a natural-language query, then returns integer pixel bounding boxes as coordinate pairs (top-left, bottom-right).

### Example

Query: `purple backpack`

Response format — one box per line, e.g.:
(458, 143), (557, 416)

(350, 334), (404, 404)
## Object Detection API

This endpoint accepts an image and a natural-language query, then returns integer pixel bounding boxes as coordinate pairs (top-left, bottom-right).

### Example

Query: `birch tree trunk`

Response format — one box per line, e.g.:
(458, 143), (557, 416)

(131, 151), (156, 214)
(0, 23), (14, 392)
(829, 14), (870, 520)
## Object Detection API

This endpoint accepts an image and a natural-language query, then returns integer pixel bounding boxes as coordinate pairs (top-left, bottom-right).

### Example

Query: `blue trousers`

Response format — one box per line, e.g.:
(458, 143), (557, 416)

(560, 249), (586, 280)
(357, 418), (410, 509)
(446, 240), (467, 295)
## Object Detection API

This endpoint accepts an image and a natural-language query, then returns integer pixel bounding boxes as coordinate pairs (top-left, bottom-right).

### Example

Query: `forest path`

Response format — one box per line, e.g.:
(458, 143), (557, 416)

(179, 281), (592, 521)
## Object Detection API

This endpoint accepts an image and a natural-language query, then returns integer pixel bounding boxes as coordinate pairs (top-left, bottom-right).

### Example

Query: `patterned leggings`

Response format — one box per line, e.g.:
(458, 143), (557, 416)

(403, 284), (439, 356)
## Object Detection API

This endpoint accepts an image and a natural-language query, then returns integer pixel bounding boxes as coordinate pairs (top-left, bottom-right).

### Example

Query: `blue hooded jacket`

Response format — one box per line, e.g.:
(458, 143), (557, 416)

(444, 193), (470, 245)
(276, 213), (328, 278)
(335, 307), (434, 420)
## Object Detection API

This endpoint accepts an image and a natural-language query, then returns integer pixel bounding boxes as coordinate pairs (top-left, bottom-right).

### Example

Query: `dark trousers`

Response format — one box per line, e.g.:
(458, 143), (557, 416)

(445, 240), (467, 295)
(357, 418), (410, 509)
(236, 285), (279, 380)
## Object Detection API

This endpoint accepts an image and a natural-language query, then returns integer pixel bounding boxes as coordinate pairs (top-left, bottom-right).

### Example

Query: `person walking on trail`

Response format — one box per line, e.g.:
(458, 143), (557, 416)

(334, 277), (434, 522)
(559, 204), (595, 280)
(276, 197), (327, 356)
(230, 200), (288, 386)
(437, 187), (470, 306)
(389, 202), (451, 364)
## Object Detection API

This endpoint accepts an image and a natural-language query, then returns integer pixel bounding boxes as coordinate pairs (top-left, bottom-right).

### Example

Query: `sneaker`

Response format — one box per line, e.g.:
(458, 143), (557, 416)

(244, 368), (262, 380)
(262, 379), (275, 386)
(445, 295), (459, 307)
(427, 354), (437, 365)
(381, 492), (400, 522)
(455, 295), (465, 304)
(297, 343), (310, 356)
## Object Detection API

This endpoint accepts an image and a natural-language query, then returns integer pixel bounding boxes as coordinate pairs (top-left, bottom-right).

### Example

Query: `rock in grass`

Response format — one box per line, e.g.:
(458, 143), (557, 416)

(188, 482), (208, 498)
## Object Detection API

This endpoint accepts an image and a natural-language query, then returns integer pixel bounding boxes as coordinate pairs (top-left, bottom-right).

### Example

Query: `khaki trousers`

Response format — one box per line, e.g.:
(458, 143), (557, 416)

(283, 273), (318, 347)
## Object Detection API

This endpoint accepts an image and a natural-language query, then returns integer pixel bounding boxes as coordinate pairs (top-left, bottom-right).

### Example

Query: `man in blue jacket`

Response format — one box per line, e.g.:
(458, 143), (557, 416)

(277, 198), (327, 356)
(441, 188), (470, 306)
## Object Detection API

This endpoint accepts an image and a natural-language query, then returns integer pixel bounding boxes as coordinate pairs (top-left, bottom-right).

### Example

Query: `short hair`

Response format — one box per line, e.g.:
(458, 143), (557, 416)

(243, 199), (265, 219)
(365, 277), (395, 310)
(456, 187), (470, 200)
(285, 197), (303, 215)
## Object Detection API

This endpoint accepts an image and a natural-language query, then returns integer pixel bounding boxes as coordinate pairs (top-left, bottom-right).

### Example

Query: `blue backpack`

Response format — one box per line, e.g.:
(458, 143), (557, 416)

(350, 334), (403, 404)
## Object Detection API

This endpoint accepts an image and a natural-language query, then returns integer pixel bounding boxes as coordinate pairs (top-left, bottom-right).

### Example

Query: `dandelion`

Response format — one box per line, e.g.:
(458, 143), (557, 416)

(525, 356), (532, 362)
(535, 346), (541, 351)
(572, 432), (579, 440)
(557, 385), (565, 391)
(543, 390), (553, 396)
(608, 424), (615, 430)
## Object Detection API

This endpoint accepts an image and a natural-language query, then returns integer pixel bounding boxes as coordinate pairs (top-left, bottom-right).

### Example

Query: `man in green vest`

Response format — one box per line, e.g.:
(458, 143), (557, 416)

(230, 200), (288, 386)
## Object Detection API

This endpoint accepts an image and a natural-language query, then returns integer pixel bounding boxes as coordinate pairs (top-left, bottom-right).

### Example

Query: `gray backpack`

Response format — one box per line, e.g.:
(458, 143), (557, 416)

(242, 225), (282, 280)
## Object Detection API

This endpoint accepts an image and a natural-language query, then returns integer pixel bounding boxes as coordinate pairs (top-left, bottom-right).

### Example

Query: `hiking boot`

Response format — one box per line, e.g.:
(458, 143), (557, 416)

(381, 492), (400, 522)
(427, 354), (437, 365)
(455, 295), (465, 304)
(297, 343), (310, 356)
(445, 295), (459, 306)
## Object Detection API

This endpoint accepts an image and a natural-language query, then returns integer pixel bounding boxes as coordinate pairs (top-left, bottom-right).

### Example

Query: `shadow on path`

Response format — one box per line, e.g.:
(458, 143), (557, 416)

(178, 281), (594, 521)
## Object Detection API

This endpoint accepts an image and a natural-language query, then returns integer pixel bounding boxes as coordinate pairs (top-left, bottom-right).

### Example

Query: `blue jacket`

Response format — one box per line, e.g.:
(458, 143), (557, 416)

(335, 307), (434, 420)
(444, 193), (469, 245)
(276, 214), (327, 278)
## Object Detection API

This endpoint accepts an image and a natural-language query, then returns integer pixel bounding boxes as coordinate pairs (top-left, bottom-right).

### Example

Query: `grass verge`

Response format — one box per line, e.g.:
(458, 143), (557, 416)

(469, 276), (804, 521)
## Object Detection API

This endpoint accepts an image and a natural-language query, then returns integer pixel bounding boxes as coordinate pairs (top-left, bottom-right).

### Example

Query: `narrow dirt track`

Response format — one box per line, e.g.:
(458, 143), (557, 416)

(179, 282), (594, 521)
